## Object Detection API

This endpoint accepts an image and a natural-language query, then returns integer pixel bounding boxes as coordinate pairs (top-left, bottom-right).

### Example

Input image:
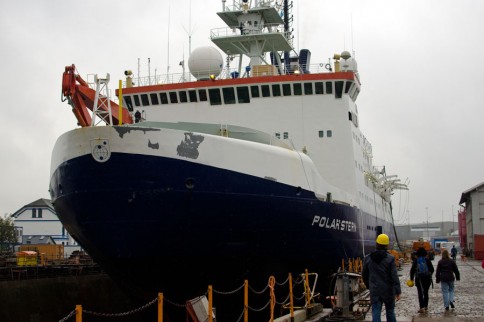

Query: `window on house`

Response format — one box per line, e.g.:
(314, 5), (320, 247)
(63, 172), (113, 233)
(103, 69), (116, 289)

(32, 209), (36, 218)
(283, 132), (288, 139)
(38, 209), (42, 218)
(327, 130), (333, 137)
(319, 131), (324, 138)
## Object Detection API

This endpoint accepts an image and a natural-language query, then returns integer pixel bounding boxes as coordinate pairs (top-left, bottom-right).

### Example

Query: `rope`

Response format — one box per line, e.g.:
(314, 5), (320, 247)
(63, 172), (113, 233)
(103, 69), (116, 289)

(268, 276), (276, 322)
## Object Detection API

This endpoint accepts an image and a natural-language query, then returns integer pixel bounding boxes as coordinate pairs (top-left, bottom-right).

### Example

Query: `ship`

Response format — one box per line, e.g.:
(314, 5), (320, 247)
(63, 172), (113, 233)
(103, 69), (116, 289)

(50, 0), (408, 320)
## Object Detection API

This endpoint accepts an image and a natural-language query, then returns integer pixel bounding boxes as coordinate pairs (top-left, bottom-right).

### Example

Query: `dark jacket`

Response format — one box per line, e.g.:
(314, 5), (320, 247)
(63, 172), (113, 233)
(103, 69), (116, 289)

(362, 250), (401, 303)
(409, 256), (434, 281)
(436, 258), (460, 283)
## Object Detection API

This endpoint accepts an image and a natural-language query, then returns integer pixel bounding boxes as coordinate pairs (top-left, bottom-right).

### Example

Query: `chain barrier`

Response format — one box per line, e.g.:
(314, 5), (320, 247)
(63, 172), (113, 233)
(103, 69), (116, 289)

(58, 270), (317, 322)
(213, 281), (245, 295)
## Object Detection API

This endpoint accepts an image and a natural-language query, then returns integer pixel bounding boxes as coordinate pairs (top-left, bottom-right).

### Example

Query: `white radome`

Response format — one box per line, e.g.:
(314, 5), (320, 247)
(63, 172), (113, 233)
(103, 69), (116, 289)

(188, 46), (223, 80)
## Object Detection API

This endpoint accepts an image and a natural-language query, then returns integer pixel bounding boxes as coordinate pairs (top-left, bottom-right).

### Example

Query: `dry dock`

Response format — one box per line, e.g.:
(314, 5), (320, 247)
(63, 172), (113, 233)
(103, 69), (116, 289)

(364, 256), (484, 322)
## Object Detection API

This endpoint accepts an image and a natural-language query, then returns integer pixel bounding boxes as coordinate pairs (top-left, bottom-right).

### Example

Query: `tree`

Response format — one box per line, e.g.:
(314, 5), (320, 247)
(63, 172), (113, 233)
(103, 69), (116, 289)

(0, 216), (17, 252)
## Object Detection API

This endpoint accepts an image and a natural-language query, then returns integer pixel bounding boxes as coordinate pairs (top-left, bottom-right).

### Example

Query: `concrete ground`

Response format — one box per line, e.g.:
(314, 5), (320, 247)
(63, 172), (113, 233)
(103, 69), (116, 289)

(365, 255), (484, 321)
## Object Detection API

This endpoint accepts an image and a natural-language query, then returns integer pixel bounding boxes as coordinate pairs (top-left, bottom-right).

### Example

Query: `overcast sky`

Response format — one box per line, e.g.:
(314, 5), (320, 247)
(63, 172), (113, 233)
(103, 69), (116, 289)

(1, 0), (483, 226)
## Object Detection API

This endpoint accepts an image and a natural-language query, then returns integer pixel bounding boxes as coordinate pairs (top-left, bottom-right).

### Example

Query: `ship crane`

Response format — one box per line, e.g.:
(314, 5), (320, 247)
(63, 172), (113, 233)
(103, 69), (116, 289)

(61, 64), (133, 127)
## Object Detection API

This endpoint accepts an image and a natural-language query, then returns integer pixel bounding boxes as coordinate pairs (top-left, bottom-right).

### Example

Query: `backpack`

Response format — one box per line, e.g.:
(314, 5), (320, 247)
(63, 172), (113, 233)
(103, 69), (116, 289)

(416, 257), (430, 278)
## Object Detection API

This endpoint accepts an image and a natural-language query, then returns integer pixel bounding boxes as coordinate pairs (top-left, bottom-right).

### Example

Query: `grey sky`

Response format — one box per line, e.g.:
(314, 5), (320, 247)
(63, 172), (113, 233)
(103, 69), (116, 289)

(1, 0), (483, 226)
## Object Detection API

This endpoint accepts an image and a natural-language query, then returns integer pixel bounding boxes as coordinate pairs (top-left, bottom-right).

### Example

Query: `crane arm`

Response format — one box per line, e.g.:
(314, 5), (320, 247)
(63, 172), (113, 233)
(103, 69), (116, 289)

(61, 64), (133, 127)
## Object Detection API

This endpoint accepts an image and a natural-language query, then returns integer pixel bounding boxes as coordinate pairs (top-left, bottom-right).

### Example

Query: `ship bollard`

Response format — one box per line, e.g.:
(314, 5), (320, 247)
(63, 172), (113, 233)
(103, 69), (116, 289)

(158, 293), (163, 322)
(208, 285), (213, 322)
(244, 280), (249, 322)
(75, 305), (82, 322)
(288, 273), (295, 322)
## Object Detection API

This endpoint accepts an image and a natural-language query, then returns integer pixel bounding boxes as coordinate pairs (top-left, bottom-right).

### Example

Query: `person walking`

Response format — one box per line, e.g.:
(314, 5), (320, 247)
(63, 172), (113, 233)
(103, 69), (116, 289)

(410, 247), (434, 313)
(436, 249), (460, 311)
(451, 245), (457, 261)
(362, 234), (401, 322)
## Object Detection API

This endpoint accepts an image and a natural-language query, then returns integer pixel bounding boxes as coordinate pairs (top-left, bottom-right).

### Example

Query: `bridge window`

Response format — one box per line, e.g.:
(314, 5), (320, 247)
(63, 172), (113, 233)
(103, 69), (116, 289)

(133, 95), (141, 107)
(325, 82), (333, 94)
(272, 84), (281, 97)
(198, 89), (207, 102)
(169, 92), (178, 103)
(251, 85), (260, 98)
(159, 92), (168, 104)
(208, 88), (222, 105)
(282, 84), (291, 96)
(179, 91), (188, 103)
(304, 83), (313, 95)
(222, 87), (236, 104)
(345, 81), (353, 94)
(335, 81), (344, 98)
(261, 85), (270, 97)
(237, 87), (250, 103)
(315, 82), (324, 94)
(124, 96), (134, 111)
(150, 93), (159, 105)
(189, 90), (198, 102)
(293, 83), (302, 96)
(318, 131), (324, 138)
(141, 94), (150, 106)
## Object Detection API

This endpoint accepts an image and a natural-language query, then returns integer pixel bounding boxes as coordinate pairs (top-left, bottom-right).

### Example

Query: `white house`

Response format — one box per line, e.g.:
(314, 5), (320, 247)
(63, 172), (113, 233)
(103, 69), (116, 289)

(11, 198), (80, 255)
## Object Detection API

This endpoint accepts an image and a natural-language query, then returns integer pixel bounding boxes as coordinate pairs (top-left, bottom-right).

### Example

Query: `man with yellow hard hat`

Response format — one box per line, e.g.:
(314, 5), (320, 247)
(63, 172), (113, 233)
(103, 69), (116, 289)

(362, 233), (401, 322)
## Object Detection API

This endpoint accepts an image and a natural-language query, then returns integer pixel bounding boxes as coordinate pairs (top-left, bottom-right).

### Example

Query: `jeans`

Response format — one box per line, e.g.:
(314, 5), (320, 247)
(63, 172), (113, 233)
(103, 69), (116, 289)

(441, 281), (455, 308)
(372, 299), (397, 322)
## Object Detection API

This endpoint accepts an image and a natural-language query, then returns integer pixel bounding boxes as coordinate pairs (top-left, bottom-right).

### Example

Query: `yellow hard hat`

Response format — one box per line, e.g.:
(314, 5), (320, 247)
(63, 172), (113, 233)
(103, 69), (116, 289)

(376, 233), (390, 245)
(406, 280), (414, 287)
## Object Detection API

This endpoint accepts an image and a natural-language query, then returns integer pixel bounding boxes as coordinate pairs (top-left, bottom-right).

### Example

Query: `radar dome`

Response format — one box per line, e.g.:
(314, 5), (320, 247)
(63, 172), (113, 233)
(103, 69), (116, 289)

(341, 56), (358, 72)
(188, 46), (223, 80)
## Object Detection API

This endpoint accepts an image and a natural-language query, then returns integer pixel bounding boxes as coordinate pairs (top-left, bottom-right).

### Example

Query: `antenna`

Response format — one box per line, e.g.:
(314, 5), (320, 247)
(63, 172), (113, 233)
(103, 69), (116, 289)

(167, 3), (171, 77)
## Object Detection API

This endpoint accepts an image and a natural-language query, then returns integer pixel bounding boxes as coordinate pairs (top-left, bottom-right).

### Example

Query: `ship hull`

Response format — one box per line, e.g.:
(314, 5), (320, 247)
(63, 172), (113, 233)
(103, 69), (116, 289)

(49, 125), (390, 320)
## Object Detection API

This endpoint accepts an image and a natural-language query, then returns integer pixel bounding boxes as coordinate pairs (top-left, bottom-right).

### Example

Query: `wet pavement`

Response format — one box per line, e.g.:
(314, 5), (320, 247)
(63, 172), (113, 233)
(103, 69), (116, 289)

(365, 255), (484, 321)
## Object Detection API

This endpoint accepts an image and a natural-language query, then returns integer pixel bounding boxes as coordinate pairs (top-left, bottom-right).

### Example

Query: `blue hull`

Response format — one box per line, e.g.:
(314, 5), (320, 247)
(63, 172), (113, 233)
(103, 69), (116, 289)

(50, 152), (392, 319)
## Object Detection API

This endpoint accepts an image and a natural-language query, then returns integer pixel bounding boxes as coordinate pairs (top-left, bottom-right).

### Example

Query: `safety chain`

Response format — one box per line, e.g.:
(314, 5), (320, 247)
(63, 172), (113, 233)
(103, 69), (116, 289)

(275, 275), (289, 286)
(58, 309), (76, 322)
(249, 283), (269, 294)
(248, 299), (271, 312)
(234, 308), (245, 322)
(276, 293), (290, 305)
(164, 295), (187, 308)
(294, 293), (306, 301)
(213, 281), (245, 295)
(83, 297), (157, 317)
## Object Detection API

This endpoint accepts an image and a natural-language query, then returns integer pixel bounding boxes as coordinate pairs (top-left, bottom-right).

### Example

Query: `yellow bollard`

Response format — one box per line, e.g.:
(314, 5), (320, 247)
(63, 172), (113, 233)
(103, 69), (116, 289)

(305, 269), (311, 306)
(289, 273), (294, 321)
(208, 285), (213, 322)
(118, 80), (123, 125)
(244, 280), (248, 322)
(158, 293), (163, 322)
(75, 305), (82, 322)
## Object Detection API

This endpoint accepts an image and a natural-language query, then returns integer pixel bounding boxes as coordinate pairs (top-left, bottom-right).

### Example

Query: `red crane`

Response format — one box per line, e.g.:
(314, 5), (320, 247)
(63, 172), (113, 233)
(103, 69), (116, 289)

(61, 64), (133, 127)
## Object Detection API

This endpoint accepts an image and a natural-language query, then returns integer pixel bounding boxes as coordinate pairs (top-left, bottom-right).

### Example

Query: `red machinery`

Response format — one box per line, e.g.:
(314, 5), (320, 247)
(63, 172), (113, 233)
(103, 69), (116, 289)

(61, 64), (133, 127)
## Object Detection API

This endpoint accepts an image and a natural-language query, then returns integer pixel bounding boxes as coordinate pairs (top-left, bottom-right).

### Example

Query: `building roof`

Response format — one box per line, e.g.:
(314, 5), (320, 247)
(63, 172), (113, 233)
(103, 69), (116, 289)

(11, 198), (55, 218)
(22, 235), (56, 244)
(459, 181), (484, 205)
